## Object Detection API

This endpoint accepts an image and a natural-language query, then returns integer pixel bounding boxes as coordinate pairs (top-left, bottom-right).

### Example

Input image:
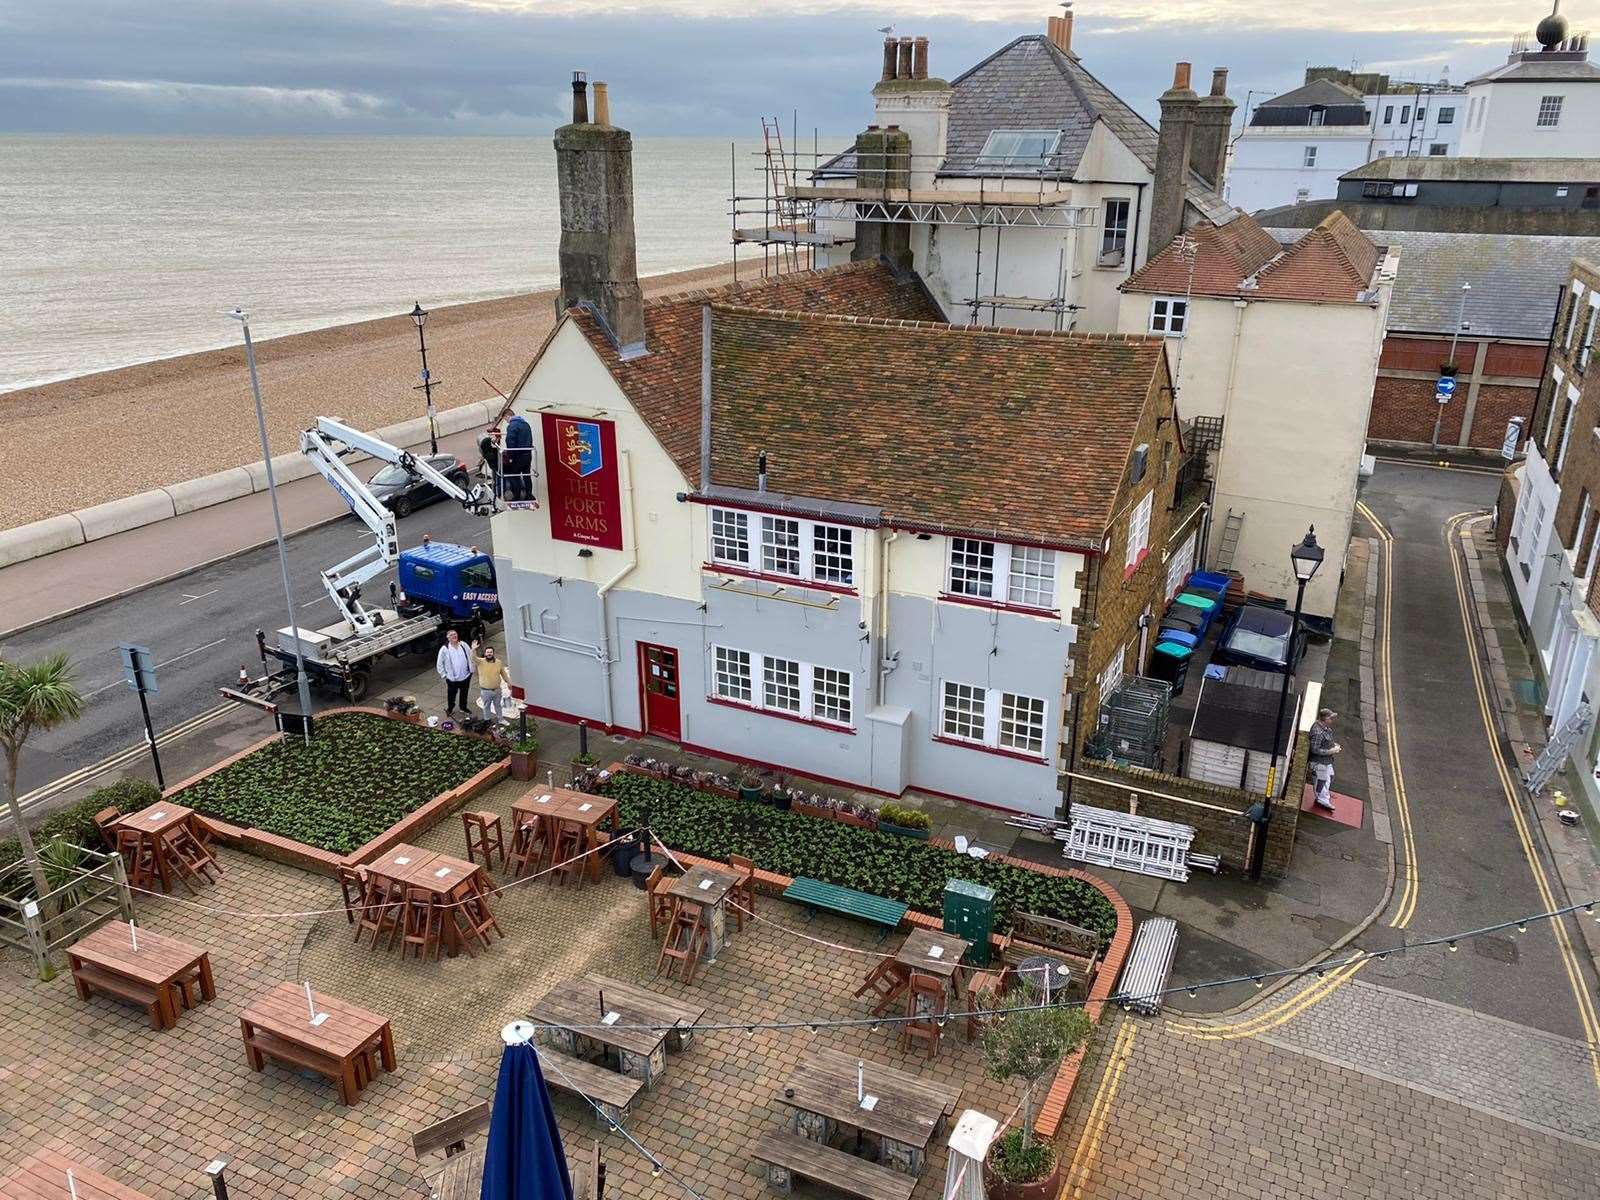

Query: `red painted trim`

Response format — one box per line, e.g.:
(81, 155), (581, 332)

(705, 693), (857, 736)
(676, 737), (898, 797)
(703, 562), (858, 596)
(937, 591), (1061, 619)
(931, 734), (1050, 766)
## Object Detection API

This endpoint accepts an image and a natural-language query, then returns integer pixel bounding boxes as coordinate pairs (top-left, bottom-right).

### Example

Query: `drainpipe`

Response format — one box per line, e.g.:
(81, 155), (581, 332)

(593, 450), (638, 729)
(876, 530), (899, 706)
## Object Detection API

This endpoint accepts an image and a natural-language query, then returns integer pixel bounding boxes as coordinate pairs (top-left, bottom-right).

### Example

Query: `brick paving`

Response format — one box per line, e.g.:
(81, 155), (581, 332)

(0, 773), (1022, 1200)
(1059, 1012), (1600, 1200)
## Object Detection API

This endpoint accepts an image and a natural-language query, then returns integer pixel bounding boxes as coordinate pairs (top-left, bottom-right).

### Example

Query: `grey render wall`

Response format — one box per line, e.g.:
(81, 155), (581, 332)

(501, 557), (1076, 815)
(1336, 179), (1600, 209)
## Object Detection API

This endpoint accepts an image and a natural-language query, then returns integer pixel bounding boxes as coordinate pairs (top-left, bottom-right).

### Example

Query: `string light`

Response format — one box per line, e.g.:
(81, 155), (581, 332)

(1448, 940), (1459, 952)
(1516, 921), (1528, 934)
(1253, 976), (1263, 989)
(1186, 987), (1197, 998)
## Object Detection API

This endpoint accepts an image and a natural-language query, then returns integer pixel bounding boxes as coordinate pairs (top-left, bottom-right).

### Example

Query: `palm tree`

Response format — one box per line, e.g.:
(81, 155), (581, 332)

(0, 654), (85, 901)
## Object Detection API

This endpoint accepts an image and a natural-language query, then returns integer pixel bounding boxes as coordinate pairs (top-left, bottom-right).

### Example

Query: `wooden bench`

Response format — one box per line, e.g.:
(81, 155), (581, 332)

(71, 961), (168, 1030)
(243, 1028), (363, 1102)
(412, 1102), (491, 1200)
(783, 878), (908, 936)
(752, 1132), (915, 1200)
(1001, 910), (1106, 997)
(538, 1046), (645, 1127)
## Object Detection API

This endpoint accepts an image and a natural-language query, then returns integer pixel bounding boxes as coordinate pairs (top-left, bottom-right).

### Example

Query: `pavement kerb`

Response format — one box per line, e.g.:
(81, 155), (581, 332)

(1164, 530), (1399, 1020)
(0, 399), (501, 573)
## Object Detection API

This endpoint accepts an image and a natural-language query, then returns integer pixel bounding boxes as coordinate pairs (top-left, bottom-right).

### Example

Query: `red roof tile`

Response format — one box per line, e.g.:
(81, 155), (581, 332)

(1123, 210), (1379, 303)
(708, 307), (1167, 548)
(557, 262), (944, 482)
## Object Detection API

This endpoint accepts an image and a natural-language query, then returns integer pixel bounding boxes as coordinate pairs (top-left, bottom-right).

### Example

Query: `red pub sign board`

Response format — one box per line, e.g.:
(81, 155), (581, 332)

(541, 413), (624, 551)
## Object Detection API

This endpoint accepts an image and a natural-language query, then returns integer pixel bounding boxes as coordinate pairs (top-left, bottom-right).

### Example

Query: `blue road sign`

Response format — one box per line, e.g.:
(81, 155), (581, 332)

(1435, 375), (1457, 403)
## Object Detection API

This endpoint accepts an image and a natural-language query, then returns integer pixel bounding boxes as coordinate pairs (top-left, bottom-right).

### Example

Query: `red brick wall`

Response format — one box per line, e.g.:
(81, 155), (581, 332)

(1468, 384), (1538, 450)
(1369, 334), (1541, 450)
(1369, 375), (1458, 444)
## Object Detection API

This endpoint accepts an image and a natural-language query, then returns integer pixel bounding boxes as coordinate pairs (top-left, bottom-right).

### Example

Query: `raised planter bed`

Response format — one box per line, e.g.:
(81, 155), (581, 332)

(167, 708), (509, 875)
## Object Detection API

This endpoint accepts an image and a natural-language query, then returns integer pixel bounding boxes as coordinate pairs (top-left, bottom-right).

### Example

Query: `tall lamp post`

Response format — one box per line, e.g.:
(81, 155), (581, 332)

(228, 307), (314, 745)
(1250, 526), (1324, 881)
(1432, 282), (1472, 449)
(411, 302), (439, 455)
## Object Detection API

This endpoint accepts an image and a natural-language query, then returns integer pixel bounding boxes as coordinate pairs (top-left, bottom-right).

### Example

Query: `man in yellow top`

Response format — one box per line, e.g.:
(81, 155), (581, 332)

(470, 639), (513, 723)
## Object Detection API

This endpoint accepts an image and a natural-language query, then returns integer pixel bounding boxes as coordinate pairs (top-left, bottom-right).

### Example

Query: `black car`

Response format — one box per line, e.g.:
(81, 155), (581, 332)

(367, 454), (471, 518)
(1212, 603), (1307, 673)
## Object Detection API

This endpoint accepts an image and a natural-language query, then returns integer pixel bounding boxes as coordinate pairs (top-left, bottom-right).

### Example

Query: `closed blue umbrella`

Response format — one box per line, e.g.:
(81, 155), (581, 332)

(482, 1021), (573, 1200)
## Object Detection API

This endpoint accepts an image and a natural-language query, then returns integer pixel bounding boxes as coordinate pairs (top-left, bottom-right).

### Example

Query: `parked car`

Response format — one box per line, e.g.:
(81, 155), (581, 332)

(366, 454), (471, 518)
(1212, 603), (1306, 673)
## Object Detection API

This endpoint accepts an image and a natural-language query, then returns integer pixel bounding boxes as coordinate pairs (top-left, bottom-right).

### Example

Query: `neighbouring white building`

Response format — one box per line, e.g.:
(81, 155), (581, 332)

(787, 11), (1239, 333)
(1115, 210), (1398, 619)
(1228, 74), (1465, 214)
(1459, 9), (1600, 158)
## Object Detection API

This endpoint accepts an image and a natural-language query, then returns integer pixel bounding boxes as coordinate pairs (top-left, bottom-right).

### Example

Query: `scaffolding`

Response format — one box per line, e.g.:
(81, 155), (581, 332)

(729, 123), (1098, 311)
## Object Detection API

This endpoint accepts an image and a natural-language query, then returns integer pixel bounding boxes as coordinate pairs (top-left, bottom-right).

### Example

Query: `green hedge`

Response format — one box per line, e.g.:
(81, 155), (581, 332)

(174, 713), (504, 854)
(603, 772), (1117, 939)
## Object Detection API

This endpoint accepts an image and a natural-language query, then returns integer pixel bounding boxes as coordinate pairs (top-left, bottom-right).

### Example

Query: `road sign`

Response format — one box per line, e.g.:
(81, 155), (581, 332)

(118, 643), (157, 694)
(1501, 416), (1525, 460)
(1435, 375), (1457, 404)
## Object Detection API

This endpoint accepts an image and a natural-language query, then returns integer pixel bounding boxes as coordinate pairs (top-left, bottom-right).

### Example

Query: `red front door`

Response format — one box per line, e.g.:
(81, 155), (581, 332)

(639, 643), (681, 740)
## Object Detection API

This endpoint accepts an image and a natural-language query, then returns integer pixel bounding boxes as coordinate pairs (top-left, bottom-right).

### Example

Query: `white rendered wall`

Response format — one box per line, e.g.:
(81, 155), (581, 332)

(1460, 78), (1600, 157)
(1225, 128), (1372, 213)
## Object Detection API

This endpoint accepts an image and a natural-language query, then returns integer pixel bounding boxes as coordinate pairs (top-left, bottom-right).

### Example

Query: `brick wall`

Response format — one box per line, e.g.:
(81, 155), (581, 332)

(1370, 334), (1541, 451)
(1067, 737), (1306, 879)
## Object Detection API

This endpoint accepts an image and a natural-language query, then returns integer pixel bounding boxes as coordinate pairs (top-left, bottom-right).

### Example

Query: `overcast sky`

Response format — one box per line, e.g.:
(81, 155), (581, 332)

(0, 0), (1573, 138)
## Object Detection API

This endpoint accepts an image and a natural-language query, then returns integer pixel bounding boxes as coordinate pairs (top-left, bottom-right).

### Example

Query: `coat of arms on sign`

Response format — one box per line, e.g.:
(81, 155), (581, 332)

(556, 418), (604, 478)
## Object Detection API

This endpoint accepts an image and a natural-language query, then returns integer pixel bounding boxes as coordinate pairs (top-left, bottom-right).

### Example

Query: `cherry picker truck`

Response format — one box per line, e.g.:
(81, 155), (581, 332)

(239, 416), (516, 703)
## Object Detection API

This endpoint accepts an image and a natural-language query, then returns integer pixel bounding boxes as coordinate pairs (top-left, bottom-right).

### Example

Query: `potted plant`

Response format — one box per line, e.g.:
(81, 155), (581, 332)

(878, 802), (932, 839)
(737, 769), (765, 804)
(980, 990), (1093, 1200)
(570, 749), (598, 780)
(509, 731), (539, 782)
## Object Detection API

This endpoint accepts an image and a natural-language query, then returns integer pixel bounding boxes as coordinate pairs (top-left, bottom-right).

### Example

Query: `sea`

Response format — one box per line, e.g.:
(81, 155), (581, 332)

(0, 134), (759, 393)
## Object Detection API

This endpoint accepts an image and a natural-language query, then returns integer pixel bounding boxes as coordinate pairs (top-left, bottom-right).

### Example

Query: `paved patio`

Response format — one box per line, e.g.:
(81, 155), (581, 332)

(1, 771), (1028, 1200)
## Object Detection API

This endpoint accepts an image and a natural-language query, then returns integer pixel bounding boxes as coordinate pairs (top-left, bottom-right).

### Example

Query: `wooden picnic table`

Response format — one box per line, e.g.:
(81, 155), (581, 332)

(424, 1150), (484, 1200)
(533, 977), (673, 1088)
(660, 864), (740, 961)
(116, 801), (216, 894)
(780, 1046), (962, 1175)
(67, 920), (213, 1030)
(586, 973), (707, 1051)
(0, 1149), (155, 1199)
(240, 982), (396, 1106)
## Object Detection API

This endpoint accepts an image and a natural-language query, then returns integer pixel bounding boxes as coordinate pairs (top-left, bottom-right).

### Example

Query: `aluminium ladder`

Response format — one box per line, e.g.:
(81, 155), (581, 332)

(1523, 702), (1593, 795)
(1213, 510), (1244, 575)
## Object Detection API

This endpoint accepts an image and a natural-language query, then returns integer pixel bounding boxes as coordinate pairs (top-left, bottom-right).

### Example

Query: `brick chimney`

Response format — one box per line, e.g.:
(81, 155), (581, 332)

(870, 32), (952, 190)
(850, 124), (913, 272)
(554, 71), (646, 358)
(1047, 4), (1079, 60)
(1150, 62), (1198, 257)
(1190, 67), (1235, 193)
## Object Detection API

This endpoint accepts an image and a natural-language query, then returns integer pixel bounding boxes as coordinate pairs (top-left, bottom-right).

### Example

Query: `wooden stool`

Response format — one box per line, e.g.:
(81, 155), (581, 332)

(401, 888), (443, 961)
(462, 810), (505, 870)
(357, 876), (406, 950)
(115, 828), (156, 892)
(456, 883), (503, 951)
(646, 866), (674, 940)
(93, 806), (123, 851)
(657, 902), (708, 983)
(854, 953), (911, 1014)
(729, 853), (755, 930)
(900, 973), (946, 1059)
(508, 815), (548, 879)
(550, 824), (585, 888)
(964, 968), (1006, 1042)
(336, 864), (368, 926)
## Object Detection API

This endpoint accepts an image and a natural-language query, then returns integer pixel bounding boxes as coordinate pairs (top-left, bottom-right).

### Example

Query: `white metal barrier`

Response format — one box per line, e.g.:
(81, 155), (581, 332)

(1055, 804), (1196, 882)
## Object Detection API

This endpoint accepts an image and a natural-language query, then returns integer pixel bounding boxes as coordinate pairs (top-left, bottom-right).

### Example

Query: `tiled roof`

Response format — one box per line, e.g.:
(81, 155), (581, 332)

(825, 34), (1235, 226)
(1468, 55), (1600, 85)
(561, 261), (945, 483)
(1123, 210), (1380, 303)
(1342, 156), (1600, 182)
(1257, 78), (1366, 108)
(707, 306), (1166, 548)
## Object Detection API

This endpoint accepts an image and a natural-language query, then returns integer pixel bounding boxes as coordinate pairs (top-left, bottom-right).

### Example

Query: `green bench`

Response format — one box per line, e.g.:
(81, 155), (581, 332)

(783, 877), (907, 938)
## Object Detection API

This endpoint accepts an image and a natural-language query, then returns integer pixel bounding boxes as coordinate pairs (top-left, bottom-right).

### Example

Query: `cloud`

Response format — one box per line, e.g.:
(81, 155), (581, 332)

(0, 0), (1540, 136)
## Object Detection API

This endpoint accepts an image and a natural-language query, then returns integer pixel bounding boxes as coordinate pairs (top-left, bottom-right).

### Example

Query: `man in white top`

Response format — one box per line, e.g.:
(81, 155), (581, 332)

(436, 629), (474, 717)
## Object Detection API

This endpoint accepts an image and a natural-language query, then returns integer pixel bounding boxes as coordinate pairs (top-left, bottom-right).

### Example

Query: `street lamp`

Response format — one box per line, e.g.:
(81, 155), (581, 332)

(411, 301), (439, 455)
(1250, 526), (1324, 881)
(228, 307), (314, 745)
(1433, 282), (1472, 449)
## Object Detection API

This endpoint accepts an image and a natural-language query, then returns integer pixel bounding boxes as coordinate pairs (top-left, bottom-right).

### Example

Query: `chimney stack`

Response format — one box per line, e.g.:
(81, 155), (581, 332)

(554, 73), (645, 357)
(570, 71), (589, 124)
(1150, 62), (1198, 256)
(912, 37), (929, 80)
(897, 37), (914, 80)
(1190, 67), (1235, 194)
(1048, 6), (1078, 59)
(882, 37), (898, 81)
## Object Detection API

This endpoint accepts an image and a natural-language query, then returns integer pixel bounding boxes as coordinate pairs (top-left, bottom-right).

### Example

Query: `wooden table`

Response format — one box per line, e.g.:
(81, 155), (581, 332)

(587, 973), (707, 1052)
(780, 1046), (962, 1176)
(661, 864), (740, 961)
(117, 802), (213, 894)
(511, 788), (618, 882)
(368, 844), (492, 957)
(366, 844), (439, 889)
(0, 1150), (155, 1199)
(424, 1150), (484, 1200)
(67, 920), (214, 1030)
(240, 982), (396, 1106)
(895, 927), (972, 1009)
(534, 977), (674, 1088)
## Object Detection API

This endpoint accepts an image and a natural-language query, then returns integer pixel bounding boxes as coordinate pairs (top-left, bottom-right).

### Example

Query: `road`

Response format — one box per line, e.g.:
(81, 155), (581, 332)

(1358, 462), (1595, 1041)
(3, 500), (491, 799)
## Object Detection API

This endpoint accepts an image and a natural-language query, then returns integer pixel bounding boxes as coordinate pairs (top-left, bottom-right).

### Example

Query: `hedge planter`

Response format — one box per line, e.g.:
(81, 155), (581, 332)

(879, 821), (930, 840)
(510, 750), (538, 782)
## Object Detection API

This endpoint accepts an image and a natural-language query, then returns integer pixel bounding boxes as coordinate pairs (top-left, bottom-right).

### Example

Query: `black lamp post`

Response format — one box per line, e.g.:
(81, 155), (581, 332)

(1250, 525), (1324, 881)
(410, 302), (439, 455)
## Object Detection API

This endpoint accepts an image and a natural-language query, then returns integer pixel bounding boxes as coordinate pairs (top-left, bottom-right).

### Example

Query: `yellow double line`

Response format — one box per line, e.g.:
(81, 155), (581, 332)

(1444, 512), (1600, 1093)
(1356, 499), (1421, 929)
(15, 700), (238, 813)
(1166, 958), (1368, 1041)
(1061, 1022), (1136, 1197)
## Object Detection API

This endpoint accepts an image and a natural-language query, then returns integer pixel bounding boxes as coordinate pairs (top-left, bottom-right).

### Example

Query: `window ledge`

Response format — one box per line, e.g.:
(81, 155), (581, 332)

(703, 562), (857, 596)
(706, 694), (856, 735)
(938, 592), (1060, 618)
(932, 735), (1048, 765)
(1123, 546), (1151, 581)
